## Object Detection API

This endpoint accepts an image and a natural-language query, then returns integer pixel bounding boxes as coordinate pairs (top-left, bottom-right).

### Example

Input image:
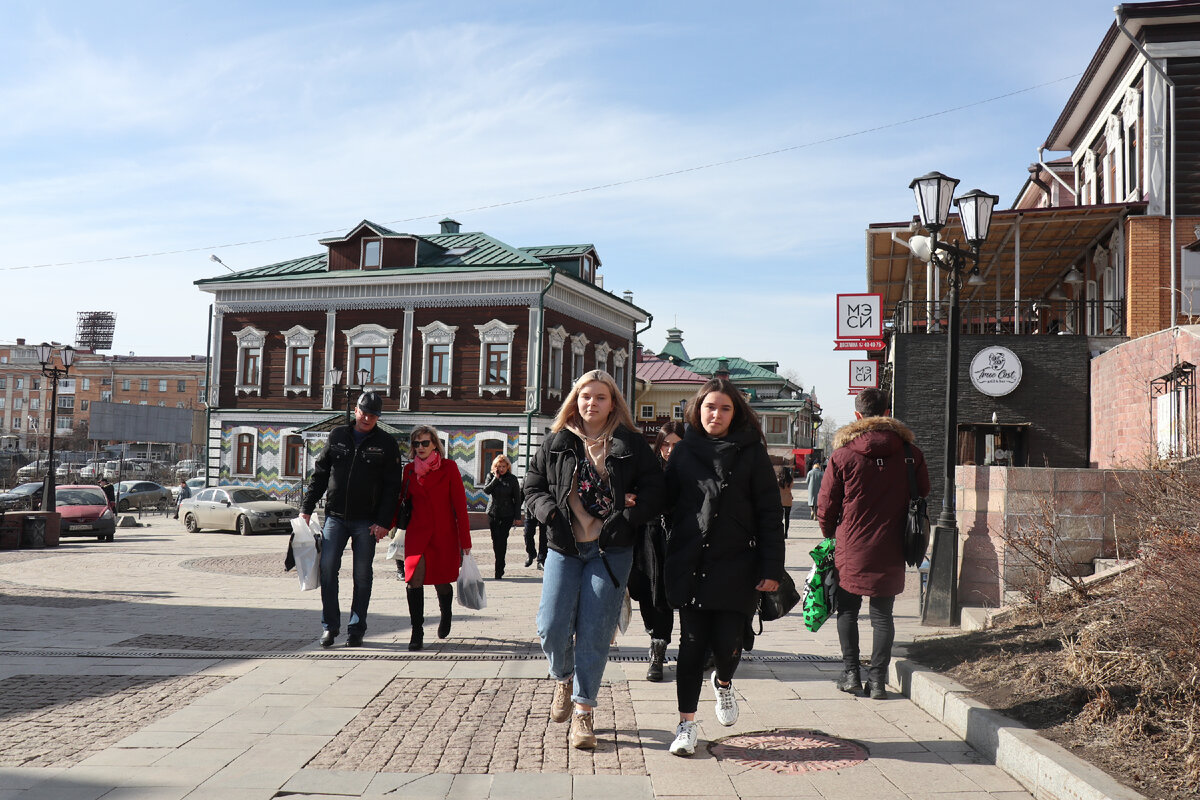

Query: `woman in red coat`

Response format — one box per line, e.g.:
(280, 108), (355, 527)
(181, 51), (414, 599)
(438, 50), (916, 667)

(400, 425), (471, 651)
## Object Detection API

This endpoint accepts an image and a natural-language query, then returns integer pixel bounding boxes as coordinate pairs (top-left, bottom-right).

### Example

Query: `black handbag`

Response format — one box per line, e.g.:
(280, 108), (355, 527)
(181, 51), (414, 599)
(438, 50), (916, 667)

(758, 569), (801, 622)
(394, 478), (413, 530)
(902, 441), (929, 568)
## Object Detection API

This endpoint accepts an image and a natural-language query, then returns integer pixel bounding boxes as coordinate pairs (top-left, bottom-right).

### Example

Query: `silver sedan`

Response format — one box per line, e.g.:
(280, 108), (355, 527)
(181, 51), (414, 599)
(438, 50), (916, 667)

(179, 486), (299, 536)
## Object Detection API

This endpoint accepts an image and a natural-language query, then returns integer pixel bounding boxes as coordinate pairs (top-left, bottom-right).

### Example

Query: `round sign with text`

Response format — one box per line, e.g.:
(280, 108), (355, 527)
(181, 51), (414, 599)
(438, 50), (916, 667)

(969, 346), (1022, 397)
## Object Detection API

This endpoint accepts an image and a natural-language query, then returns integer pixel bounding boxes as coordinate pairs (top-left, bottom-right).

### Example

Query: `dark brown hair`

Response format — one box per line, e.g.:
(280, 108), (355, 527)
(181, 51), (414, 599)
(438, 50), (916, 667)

(854, 387), (889, 417)
(652, 420), (685, 459)
(684, 377), (762, 438)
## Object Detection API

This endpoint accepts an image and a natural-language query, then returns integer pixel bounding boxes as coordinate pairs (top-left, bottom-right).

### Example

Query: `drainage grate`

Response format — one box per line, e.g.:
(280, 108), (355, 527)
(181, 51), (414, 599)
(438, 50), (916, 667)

(709, 729), (869, 774)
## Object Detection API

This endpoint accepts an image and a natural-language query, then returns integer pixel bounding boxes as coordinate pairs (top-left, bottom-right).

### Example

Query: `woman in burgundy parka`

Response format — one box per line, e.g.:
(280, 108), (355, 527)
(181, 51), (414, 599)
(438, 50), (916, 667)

(398, 425), (472, 651)
(817, 388), (929, 699)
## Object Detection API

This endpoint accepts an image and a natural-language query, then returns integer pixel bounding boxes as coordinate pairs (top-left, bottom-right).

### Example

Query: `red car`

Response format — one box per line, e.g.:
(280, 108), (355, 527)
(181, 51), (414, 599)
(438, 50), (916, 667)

(55, 484), (117, 542)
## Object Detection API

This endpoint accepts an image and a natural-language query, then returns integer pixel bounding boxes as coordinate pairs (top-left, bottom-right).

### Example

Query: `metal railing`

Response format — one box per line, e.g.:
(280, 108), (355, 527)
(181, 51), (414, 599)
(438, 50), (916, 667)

(891, 299), (1125, 337)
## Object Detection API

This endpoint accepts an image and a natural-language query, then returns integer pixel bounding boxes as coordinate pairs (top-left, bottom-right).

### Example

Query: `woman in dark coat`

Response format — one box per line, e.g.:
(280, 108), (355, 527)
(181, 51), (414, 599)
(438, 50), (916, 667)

(663, 377), (785, 757)
(628, 420), (683, 682)
(398, 425), (472, 651)
(524, 369), (663, 751)
(482, 454), (522, 579)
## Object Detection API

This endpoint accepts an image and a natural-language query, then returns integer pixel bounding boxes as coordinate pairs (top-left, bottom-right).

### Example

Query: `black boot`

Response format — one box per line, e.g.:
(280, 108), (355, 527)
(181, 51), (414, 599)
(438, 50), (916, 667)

(837, 667), (863, 694)
(406, 586), (424, 651)
(647, 639), (667, 682)
(436, 584), (453, 639)
(867, 677), (887, 700)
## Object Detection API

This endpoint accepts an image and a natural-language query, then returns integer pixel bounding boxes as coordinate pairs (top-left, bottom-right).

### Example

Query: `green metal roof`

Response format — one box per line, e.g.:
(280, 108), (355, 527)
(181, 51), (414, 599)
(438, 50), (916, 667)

(521, 244), (596, 259)
(422, 232), (547, 267)
(686, 356), (785, 383)
(317, 220), (401, 244)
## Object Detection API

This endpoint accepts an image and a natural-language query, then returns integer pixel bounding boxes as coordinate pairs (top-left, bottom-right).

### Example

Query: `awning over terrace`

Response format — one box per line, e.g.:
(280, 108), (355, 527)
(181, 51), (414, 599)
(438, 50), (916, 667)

(866, 202), (1146, 315)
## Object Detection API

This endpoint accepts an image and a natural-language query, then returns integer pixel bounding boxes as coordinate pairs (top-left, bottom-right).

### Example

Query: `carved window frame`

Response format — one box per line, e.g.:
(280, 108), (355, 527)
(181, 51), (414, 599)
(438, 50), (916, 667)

(594, 341), (611, 374)
(419, 321), (458, 398)
(570, 333), (589, 385)
(612, 347), (628, 394)
(547, 325), (568, 400)
(344, 323), (396, 395)
(233, 326), (267, 396)
(475, 319), (518, 397)
(280, 325), (317, 396)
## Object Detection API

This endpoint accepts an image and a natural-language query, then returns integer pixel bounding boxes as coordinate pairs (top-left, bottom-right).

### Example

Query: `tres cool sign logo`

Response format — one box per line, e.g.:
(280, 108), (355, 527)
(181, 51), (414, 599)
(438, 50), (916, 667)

(969, 346), (1022, 397)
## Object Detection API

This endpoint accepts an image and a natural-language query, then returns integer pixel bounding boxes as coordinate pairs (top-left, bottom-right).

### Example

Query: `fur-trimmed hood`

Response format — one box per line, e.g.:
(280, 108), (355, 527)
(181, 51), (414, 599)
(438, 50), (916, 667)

(833, 415), (916, 451)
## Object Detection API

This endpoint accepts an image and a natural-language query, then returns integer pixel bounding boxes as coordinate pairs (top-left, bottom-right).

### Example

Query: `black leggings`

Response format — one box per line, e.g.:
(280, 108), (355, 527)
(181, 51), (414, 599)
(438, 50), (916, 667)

(676, 607), (745, 714)
(782, 505), (792, 535)
(489, 516), (513, 575)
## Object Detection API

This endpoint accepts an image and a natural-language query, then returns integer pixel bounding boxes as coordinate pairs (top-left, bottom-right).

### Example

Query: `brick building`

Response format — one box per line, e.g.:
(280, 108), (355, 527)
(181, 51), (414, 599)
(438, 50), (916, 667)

(0, 340), (206, 458)
(195, 218), (648, 507)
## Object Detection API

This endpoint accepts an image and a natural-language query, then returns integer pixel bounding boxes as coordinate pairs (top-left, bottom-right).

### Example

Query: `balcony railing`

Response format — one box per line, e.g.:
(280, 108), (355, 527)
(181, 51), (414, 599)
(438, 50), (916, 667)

(891, 299), (1125, 337)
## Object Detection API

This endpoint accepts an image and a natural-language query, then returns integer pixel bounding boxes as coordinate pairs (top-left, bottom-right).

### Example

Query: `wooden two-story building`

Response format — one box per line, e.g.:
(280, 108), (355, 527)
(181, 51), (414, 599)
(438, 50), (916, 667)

(195, 218), (648, 508)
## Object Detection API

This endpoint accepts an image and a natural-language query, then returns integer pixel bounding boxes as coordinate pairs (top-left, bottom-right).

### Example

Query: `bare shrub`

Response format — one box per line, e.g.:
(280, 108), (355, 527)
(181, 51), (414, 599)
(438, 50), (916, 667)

(994, 494), (1093, 621)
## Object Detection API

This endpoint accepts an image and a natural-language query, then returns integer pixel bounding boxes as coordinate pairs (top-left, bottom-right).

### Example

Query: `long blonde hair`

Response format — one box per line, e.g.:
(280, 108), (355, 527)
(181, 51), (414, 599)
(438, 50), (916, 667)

(550, 369), (637, 434)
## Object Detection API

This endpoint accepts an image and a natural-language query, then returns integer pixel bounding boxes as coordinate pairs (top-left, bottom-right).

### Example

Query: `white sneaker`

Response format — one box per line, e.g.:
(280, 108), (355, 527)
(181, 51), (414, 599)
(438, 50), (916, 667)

(668, 720), (699, 756)
(711, 670), (739, 726)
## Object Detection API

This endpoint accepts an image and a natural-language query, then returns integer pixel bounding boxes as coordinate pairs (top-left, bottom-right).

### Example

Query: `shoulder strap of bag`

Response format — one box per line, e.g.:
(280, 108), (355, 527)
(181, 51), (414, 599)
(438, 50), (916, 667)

(901, 441), (919, 501)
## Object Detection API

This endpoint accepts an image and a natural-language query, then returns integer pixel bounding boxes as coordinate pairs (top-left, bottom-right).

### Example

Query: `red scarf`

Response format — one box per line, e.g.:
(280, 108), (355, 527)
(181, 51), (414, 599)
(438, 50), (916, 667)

(413, 450), (442, 483)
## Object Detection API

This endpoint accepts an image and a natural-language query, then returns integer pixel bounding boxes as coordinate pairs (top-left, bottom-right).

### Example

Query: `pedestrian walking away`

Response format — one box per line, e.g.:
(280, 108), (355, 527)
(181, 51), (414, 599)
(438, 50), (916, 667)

(628, 420), (682, 683)
(664, 377), (785, 757)
(174, 479), (191, 520)
(806, 461), (823, 520)
(482, 454), (522, 580)
(524, 369), (663, 751)
(818, 387), (929, 700)
(397, 425), (472, 651)
(777, 466), (794, 537)
(521, 497), (548, 569)
(301, 391), (402, 649)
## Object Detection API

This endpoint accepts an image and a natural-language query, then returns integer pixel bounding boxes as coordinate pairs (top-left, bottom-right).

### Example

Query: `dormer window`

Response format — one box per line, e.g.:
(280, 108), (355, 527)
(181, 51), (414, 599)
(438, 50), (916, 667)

(362, 239), (381, 269)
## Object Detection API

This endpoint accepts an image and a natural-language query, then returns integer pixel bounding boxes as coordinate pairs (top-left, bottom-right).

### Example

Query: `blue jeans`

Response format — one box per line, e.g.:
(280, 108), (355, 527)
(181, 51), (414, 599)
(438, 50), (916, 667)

(536, 541), (633, 707)
(320, 516), (376, 636)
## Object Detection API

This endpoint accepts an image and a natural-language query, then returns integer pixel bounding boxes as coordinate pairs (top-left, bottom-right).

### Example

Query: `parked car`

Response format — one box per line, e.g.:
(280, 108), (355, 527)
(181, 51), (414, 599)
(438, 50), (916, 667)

(16, 460), (56, 480)
(55, 484), (116, 541)
(179, 486), (299, 535)
(173, 459), (198, 477)
(170, 476), (207, 501)
(78, 460), (107, 480)
(103, 460), (150, 481)
(115, 480), (172, 512)
(0, 482), (44, 512)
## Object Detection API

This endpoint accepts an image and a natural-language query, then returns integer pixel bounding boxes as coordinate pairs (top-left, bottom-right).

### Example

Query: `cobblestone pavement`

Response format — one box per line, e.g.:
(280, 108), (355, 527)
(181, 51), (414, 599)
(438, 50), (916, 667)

(0, 673), (232, 768)
(309, 678), (646, 775)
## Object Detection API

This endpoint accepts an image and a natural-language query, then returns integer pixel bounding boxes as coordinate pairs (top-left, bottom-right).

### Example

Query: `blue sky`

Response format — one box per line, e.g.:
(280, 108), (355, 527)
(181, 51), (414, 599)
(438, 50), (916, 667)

(0, 1), (1118, 425)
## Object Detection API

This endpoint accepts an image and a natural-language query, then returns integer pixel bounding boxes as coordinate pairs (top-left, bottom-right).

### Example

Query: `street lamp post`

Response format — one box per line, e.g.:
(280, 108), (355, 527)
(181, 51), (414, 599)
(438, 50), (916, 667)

(35, 342), (76, 511)
(328, 368), (371, 425)
(907, 172), (998, 627)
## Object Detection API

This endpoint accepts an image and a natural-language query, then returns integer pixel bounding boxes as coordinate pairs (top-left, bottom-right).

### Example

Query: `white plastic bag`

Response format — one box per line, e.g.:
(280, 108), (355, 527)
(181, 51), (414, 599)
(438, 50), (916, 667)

(290, 517), (322, 592)
(456, 553), (487, 610)
(385, 530), (402, 561)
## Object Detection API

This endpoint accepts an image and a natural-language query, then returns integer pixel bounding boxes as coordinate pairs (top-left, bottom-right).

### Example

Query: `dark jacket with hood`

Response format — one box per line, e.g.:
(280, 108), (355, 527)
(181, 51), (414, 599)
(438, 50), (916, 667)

(663, 424), (786, 617)
(301, 424), (403, 529)
(817, 415), (930, 597)
(522, 425), (664, 560)
(482, 471), (523, 520)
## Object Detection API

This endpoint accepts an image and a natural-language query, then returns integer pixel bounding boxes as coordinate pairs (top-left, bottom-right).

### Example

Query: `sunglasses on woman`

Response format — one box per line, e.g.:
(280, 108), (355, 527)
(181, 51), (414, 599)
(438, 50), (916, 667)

(412, 439), (433, 448)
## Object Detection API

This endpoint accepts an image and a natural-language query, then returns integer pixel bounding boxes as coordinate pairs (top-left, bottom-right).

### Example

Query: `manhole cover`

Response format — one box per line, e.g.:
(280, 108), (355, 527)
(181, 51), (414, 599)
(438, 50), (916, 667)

(709, 729), (868, 774)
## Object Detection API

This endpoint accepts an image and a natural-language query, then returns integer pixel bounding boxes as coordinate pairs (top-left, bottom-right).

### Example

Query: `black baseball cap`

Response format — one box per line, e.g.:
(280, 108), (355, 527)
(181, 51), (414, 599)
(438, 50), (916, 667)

(356, 391), (383, 416)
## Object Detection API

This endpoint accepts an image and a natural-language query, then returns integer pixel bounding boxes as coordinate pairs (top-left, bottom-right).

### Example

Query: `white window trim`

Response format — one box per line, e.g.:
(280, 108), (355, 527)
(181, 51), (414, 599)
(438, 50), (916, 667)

(475, 319), (519, 397)
(640, 404), (655, 420)
(230, 425), (259, 477)
(547, 325), (568, 400)
(279, 426), (305, 479)
(474, 430), (511, 481)
(570, 333), (589, 384)
(418, 321), (458, 398)
(594, 341), (611, 374)
(344, 323), (397, 396)
(281, 325), (318, 396)
(362, 238), (382, 269)
(233, 326), (267, 396)
(612, 347), (628, 394)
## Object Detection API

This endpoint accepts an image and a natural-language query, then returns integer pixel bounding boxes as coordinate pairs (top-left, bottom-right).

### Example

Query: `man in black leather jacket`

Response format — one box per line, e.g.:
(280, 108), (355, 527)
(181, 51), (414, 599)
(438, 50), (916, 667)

(301, 391), (402, 648)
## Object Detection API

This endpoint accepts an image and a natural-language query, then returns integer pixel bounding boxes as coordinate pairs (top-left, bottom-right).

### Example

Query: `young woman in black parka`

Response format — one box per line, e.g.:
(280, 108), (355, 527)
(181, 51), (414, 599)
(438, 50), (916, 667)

(663, 377), (785, 757)
(481, 454), (522, 579)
